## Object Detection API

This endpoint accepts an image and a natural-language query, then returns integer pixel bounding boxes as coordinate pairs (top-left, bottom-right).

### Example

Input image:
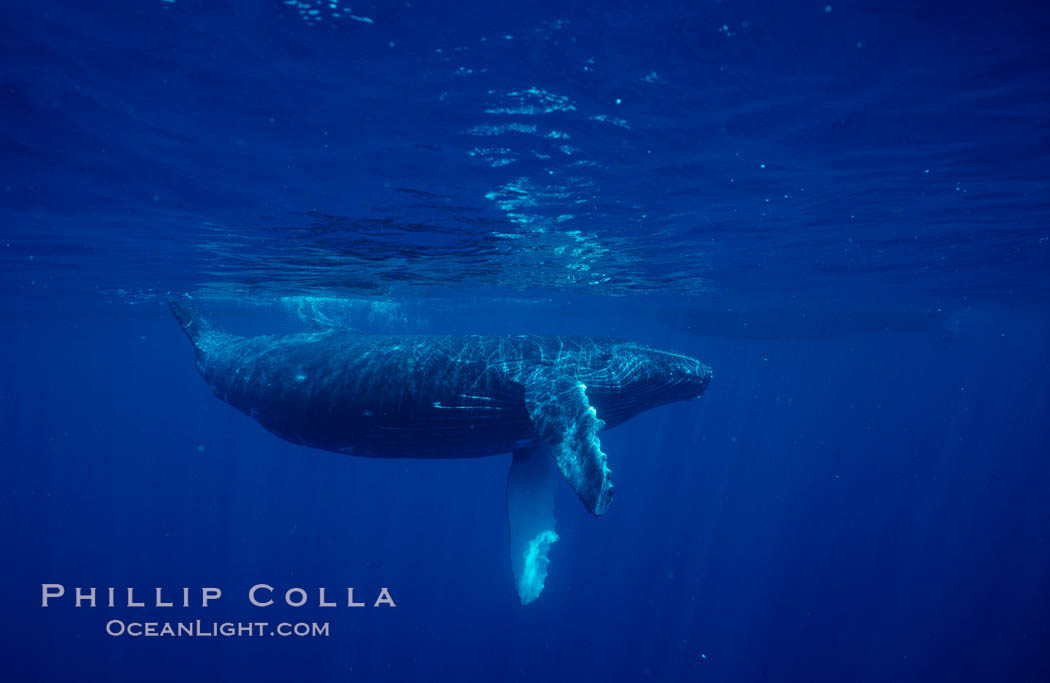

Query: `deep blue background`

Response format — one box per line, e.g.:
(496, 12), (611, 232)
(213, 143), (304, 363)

(2, 0), (1049, 681)
(4, 305), (1049, 681)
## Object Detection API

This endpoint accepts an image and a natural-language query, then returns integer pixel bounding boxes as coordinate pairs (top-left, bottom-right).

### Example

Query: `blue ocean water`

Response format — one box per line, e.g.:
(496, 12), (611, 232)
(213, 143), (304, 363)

(2, 0), (1048, 681)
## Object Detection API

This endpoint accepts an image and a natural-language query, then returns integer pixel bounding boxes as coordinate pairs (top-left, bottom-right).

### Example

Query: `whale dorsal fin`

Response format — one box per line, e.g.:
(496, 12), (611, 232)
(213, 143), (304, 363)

(516, 368), (614, 515)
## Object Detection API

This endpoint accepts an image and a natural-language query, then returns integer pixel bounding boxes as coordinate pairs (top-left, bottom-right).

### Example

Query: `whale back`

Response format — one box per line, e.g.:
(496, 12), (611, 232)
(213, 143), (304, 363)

(170, 300), (539, 457)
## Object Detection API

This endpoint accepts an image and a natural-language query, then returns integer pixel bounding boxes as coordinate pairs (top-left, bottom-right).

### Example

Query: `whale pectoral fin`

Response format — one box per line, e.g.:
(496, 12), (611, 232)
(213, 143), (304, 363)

(520, 370), (614, 516)
(507, 443), (560, 605)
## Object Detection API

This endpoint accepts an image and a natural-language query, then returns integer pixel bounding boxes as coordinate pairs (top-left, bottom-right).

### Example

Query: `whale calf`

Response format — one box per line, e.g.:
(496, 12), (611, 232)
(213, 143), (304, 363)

(169, 299), (712, 603)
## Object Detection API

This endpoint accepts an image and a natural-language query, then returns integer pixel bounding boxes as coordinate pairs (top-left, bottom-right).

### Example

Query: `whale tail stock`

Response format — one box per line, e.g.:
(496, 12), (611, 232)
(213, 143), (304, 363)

(167, 296), (219, 357)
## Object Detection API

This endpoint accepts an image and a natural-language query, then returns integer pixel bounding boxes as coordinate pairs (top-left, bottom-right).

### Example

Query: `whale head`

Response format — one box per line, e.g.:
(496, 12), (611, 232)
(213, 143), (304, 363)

(575, 341), (712, 428)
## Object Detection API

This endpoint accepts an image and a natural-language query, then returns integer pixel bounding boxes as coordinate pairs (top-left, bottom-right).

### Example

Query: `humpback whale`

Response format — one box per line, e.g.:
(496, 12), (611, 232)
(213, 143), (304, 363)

(169, 299), (712, 603)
